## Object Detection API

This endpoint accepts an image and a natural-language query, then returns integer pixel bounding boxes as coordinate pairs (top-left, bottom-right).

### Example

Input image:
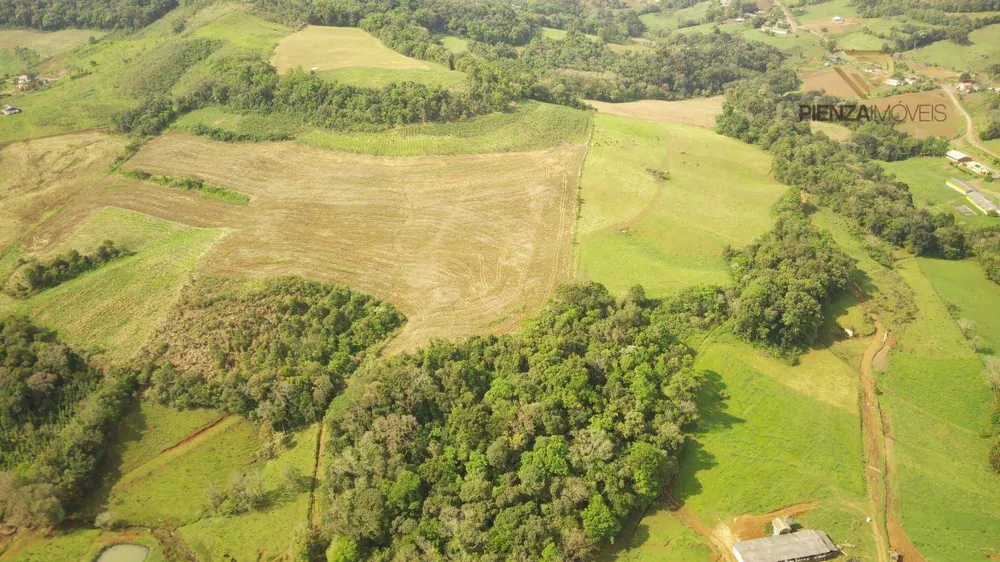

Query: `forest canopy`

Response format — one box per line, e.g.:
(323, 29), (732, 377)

(320, 283), (703, 561)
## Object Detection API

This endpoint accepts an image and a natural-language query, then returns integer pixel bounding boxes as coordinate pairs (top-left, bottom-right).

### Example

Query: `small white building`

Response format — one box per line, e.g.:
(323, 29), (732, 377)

(1, 105), (21, 116)
(832, 15), (844, 23)
(883, 78), (904, 87)
(957, 81), (977, 92)
(16, 75), (30, 84)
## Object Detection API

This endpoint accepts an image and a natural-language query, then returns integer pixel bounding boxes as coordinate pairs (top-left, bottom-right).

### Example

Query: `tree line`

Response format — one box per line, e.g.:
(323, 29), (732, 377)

(0, 0), (176, 30)
(3, 240), (126, 298)
(716, 78), (998, 275)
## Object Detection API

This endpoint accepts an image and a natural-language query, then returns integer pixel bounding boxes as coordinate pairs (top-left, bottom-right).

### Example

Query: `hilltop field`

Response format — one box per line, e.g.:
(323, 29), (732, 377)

(1, 0), (1000, 560)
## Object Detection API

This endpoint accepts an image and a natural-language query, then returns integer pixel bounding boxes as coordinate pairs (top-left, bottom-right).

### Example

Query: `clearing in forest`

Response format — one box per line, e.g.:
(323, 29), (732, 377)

(270, 25), (465, 88)
(575, 115), (786, 296)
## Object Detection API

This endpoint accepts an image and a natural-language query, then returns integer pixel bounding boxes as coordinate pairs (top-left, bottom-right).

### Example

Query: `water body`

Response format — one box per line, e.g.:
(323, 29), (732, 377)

(95, 544), (149, 562)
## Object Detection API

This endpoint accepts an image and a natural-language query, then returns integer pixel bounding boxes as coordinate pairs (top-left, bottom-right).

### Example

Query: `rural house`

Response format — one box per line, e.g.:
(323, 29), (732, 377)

(732, 530), (840, 562)
(883, 78), (903, 87)
(16, 75), (29, 85)
(832, 15), (844, 23)
(957, 80), (977, 92)
(1, 105), (20, 116)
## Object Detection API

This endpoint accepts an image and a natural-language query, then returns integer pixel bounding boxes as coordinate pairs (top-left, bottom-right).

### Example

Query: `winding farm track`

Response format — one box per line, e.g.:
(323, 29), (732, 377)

(943, 85), (1000, 161)
(849, 284), (923, 562)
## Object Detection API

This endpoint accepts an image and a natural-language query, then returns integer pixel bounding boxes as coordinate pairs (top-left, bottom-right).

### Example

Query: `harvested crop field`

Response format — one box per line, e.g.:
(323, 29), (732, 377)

(801, 68), (869, 98)
(0, 131), (124, 252)
(271, 25), (429, 73)
(585, 97), (723, 128)
(115, 134), (585, 349)
(873, 89), (962, 138)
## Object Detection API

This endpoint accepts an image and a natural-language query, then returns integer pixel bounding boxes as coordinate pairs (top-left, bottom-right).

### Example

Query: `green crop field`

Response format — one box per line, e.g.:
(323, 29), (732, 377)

(173, 100), (597, 155)
(575, 115), (786, 297)
(880, 157), (999, 227)
(794, 0), (859, 25)
(178, 424), (319, 560)
(0, 207), (223, 361)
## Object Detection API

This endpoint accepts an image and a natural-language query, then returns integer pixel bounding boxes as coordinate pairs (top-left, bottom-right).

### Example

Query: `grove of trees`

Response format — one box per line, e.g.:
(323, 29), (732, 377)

(320, 283), (703, 561)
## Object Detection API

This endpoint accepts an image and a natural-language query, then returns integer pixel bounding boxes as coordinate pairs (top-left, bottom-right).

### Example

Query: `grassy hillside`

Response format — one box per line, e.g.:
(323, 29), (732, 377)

(0, 4), (290, 143)
(575, 115), (786, 296)
(273, 25), (465, 89)
(877, 259), (1000, 560)
(905, 23), (1000, 74)
(0, 207), (223, 361)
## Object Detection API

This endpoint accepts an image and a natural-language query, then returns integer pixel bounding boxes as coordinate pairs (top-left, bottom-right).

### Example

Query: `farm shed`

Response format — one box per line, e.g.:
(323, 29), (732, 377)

(967, 191), (999, 215)
(1, 105), (20, 116)
(946, 150), (972, 163)
(772, 516), (794, 535)
(732, 530), (839, 562)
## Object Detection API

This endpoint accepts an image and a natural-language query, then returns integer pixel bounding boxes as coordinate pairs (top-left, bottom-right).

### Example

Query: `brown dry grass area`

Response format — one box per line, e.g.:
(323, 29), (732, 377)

(874, 89), (961, 139)
(0, 132), (125, 251)
(801, 68), (864, 98)
(116, 134), (585, 350)
(584, 97), (723, 128)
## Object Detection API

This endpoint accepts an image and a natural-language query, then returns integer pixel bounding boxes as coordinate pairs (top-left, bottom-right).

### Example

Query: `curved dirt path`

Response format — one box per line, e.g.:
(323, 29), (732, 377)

(943, 85), (1000, 160)
(663, 492), (731, 561)
(850, 284), (923, 562)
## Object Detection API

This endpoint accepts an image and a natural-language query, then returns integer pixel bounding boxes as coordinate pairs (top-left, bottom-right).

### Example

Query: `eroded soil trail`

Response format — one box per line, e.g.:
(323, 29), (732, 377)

(850, 284), (923, 562)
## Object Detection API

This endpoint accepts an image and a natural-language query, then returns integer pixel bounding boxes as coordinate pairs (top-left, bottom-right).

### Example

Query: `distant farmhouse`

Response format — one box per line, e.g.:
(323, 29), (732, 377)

(957, 80), (977, 92)
(1, 105), (21, 116)
(947, 178), (1000, 216)
(946, 150), (998, 178)
(832, 15), (844, 23)
(732, 529), (839, 562)
(883, 78), (904, 87)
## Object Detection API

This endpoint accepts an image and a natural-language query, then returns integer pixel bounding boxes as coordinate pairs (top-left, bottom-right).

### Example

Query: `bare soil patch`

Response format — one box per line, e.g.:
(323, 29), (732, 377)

(729, 502), (820, 541)
(874, 89), (962, 139)
(802, 68), (864, 98)
(116, 134), (586, 350)
(585, 97), (724, 128)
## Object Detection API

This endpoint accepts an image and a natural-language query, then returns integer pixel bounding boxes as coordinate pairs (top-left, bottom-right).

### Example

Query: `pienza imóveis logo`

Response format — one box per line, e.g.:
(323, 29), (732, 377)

(797, 102), (948, 123)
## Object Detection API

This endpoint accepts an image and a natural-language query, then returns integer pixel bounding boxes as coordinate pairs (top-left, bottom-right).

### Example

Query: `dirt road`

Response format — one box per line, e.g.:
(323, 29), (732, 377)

(943, 85), (1000, 161)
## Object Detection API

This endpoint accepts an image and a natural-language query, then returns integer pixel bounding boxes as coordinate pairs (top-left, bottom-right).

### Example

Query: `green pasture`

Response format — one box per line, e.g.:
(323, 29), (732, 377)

(316, 63), (466, 89)
(794, 0), (859, 26)
(0, 530), (166, 562)
(575, 115), (785, 297)
(675, 335), (873, 558)
(875, 258), (1000, 560)
(880, 157), (998, 227)
(98, 415), (258, 528)
(612, 505), (713, 561)
(905, 23), (1000, 74)
(639, 2), (713, 32)
(178, 424), (318, 561)
(0, 207), (223, 361)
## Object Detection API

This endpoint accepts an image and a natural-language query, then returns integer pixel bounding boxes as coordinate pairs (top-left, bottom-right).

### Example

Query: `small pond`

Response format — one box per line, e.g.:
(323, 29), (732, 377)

(95, 544), (149, 562)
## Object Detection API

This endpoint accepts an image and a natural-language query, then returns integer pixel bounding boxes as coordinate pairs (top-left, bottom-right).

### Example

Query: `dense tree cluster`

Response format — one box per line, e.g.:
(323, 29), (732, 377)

(0, 0), (176, 30)
(3, 240), (126, 298)
(716, 79), (977, 261)
(0, 317), (97, 468)
(0, 317), (138, 527)
(320, 283), (702, 561)
(510, 30), (787, 102)
(115, 54), (526, 135)
(144, 276), (404, 429)
(847, 121), (948, 161)
(724, 212), (855, 352)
